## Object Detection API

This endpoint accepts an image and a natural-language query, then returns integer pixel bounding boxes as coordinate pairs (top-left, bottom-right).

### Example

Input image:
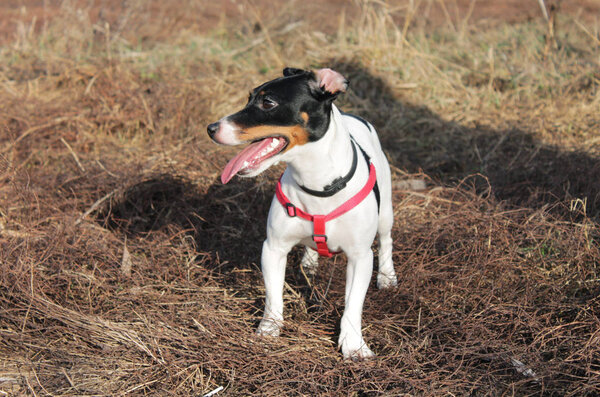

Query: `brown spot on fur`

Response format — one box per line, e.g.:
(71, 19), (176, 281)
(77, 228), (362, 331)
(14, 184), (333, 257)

(241, 125), (310, 151)
(300, 112), (309, 124)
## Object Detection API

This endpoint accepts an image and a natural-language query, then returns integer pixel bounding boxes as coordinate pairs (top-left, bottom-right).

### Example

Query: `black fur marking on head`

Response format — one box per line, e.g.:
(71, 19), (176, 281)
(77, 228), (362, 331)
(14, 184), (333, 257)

(283, 67), (308, 77)
(227, 69), (345, 142)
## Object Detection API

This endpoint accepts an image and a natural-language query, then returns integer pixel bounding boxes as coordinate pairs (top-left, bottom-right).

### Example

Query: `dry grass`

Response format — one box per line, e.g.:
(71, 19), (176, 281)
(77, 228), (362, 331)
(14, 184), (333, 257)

(1, 0), (599, 395)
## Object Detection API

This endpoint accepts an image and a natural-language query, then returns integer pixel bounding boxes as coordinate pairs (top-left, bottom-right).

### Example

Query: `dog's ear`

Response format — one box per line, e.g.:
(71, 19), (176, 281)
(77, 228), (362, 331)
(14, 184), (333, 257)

(308, 68), (349, 102)
(283, 67), (307, 77)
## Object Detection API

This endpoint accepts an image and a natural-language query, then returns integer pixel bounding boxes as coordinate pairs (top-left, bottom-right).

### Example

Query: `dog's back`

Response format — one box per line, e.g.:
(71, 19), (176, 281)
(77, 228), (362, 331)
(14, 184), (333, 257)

(338, 107), (393, 215)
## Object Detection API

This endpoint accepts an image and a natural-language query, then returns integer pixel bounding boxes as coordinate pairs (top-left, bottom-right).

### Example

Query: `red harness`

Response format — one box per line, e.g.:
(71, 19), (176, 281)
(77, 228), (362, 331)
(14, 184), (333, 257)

(275, 162), (377, 257)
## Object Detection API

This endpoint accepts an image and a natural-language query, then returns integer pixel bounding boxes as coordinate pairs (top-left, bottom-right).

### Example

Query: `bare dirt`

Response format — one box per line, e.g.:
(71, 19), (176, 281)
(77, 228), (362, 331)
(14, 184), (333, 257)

(2, 0), (599, 45)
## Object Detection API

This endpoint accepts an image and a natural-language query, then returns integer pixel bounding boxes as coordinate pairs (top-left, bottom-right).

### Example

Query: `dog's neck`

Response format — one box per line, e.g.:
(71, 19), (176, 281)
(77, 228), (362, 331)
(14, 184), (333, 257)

(284, 105), (354, 192)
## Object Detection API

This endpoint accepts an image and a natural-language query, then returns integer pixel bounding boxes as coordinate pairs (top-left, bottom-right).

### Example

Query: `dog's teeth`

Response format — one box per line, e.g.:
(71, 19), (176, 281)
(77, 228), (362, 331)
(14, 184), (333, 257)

(270, 138), (279, 148)
(242, 160), (249, 168)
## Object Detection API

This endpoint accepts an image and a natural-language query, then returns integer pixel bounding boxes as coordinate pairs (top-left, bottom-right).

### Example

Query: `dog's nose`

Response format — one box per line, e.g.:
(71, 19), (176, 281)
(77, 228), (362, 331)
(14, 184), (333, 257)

(207, 122), (219, 138)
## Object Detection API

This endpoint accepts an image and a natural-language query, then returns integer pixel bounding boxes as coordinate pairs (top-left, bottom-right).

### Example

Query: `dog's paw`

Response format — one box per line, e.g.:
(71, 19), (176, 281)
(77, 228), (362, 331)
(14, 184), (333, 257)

(256, 318), (281, 337)
(377, 273), (398, 289)
(339, 330), (375, 361)
(341, 340), (375, 361)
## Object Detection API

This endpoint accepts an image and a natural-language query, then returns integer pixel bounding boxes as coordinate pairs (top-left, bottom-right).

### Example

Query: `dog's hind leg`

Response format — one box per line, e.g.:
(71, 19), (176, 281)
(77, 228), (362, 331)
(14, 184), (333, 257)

(376, 199), (397, 289)
(300, 246), (319, 276)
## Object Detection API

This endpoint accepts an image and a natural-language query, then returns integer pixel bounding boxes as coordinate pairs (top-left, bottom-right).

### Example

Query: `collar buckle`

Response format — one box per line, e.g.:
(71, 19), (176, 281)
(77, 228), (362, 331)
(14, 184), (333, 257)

(299, 140), (358, 198)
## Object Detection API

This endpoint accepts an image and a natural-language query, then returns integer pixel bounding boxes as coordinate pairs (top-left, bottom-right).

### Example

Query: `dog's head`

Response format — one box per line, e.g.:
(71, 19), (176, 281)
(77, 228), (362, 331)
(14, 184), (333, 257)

(207, 68), (348, 184)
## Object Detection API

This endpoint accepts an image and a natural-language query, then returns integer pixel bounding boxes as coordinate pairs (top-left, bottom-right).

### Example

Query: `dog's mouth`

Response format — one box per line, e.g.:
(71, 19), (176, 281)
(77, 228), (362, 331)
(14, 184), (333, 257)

(221, 136), (288, 184)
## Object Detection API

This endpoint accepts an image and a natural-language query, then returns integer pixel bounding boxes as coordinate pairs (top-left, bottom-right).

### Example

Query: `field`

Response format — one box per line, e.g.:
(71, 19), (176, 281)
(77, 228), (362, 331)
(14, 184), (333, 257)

(1, 0), (599, 395)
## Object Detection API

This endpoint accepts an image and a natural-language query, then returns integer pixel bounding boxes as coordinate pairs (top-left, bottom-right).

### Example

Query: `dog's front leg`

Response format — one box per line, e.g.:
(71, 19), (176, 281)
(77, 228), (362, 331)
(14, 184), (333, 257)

(339, 249), (375, 360)
(256, 239), (289, 337)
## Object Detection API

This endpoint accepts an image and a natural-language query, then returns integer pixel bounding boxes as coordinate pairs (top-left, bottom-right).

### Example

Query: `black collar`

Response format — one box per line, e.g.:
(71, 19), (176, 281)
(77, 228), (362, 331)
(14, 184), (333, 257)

(299, 141), (358, 197)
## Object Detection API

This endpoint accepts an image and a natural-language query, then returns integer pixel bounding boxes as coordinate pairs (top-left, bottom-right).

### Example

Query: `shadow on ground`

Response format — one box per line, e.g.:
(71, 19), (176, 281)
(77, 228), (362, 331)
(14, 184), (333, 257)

(97, 61), (599, 269)
(96, 173), (273, 270)
(332, 60), (600, 221)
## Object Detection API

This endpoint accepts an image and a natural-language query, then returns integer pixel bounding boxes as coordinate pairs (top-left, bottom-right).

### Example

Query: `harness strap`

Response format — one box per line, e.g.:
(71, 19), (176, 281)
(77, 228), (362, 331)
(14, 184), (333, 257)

(354, 140), (381, 212)
(312, 215), (329, 256)
(275, 162), (377, 257)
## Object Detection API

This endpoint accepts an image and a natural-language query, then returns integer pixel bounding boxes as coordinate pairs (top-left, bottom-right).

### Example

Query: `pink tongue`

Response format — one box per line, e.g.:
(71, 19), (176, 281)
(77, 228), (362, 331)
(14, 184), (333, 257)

(221, 138), (277, 184)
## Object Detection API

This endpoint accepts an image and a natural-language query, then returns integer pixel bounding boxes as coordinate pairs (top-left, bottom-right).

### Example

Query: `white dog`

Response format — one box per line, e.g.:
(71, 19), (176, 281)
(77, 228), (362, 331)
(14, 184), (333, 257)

(207, 67), (397, 359)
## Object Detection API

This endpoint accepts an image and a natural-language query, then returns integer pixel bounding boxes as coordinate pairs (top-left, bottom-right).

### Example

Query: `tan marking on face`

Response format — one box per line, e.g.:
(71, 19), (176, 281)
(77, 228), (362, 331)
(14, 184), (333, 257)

(300, 112), (309, 124)
(241, 125), (310, 151)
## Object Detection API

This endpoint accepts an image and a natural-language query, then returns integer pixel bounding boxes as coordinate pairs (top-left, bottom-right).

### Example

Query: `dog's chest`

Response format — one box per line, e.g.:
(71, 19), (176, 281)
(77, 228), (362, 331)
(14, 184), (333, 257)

(272, 186), (380, 254)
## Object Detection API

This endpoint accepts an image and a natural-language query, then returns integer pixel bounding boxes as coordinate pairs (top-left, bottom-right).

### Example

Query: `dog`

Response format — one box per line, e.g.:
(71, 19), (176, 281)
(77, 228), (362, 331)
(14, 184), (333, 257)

(207, 67), (397, 359)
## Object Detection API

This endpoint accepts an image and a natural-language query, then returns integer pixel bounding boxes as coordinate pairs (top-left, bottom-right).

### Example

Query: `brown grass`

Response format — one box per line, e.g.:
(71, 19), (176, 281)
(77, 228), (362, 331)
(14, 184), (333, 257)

(1, 0), (599, 395)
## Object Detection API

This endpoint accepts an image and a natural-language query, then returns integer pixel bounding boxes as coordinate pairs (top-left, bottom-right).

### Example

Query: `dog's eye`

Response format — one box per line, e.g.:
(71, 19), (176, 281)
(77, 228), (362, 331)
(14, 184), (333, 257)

(260, 98), (277, 110)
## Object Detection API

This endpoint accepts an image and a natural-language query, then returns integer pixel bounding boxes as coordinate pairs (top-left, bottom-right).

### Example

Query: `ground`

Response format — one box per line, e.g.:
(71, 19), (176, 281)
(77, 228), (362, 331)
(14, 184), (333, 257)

(1, 1), (599, 396)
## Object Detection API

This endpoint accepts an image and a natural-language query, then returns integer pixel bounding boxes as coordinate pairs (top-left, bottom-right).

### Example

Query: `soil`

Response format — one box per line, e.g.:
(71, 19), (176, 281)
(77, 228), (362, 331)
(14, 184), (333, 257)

(1, 0), (598, 45)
